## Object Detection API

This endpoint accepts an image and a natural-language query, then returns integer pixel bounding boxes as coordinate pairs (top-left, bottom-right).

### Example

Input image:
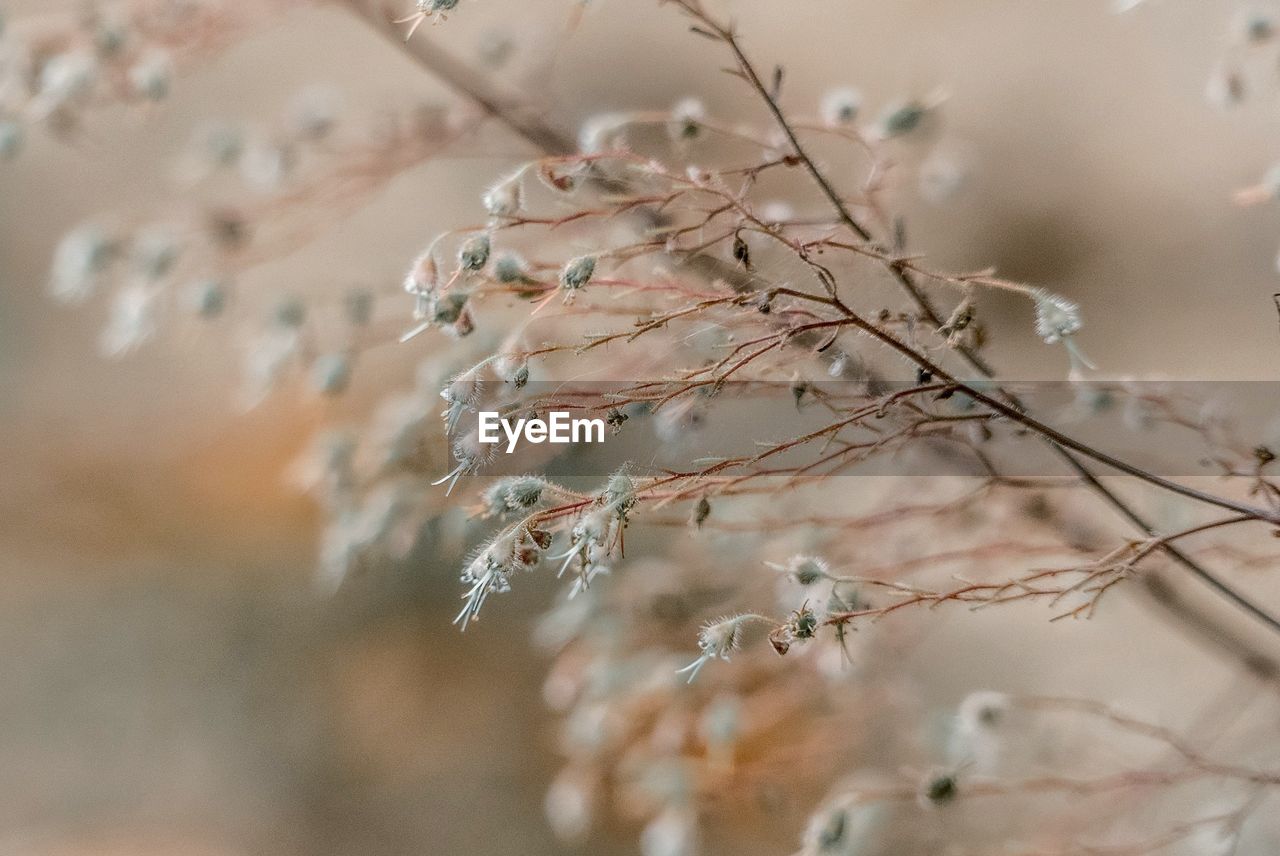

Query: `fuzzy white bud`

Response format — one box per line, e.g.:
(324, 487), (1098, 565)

(483, 171), (523, 217)
(670, 97), (707, 141)
(39, 52), (97, 105)
(0, 120), (24, 161)
(99, 284), (156, 356)
(560, 255), (596, 291)
(128, 51), (173, 101)
(1032, 289), (1082, 344)
(640, 807), (699, 856)
(51, 225), (113, 303)
(820, 87), (862, 126)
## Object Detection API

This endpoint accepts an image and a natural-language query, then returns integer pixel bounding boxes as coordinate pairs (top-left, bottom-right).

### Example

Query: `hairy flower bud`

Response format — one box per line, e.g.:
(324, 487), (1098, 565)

(99, 285), (156, 356)
(877, 100), (927, 138)
(39, 52), (98, 106)
(803, 795), (883, 856)
(128, 51), (173, 101)
(483, 475), (547, 516)
(820, 87), (862, 126)
(669, 97), (707, 141)
(311, 353), (352, 396)
(187, 279), (229, 318)
(640, 807), (698, 856)
(772, 555), (832, 586)
(440, 368), (483, 432)
(602, 469), (635, 516)
(0, 119), (24, 161)
(493, 251), (530, 284)
(273, 296), (307, 329)
(920, 771), (958, 807)
(483, 171), (523, 217)
(560, 255), (596, 291)
(458, 233), (491, 271)
(1032, 289), (1082, 344)
(51, 225), (114, 303)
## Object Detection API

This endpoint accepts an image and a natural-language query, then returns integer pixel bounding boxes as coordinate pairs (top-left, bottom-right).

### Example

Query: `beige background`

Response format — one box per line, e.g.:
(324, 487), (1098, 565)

(2, 0), (1280, 852)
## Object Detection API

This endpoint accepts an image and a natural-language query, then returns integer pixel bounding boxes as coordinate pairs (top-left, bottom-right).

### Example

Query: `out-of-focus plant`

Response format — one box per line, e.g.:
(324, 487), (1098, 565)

(10, 0), (1280, 853)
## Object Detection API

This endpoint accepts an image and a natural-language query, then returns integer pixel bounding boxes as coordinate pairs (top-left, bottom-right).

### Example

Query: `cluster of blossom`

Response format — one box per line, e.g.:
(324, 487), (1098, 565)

(20, 0), (1280, 853)
(796, 689), (1280, 855)
(537, 491), (1280, 854)
(1116, 3), (1280, 110)
(45, 85), (351, 374)
(535, 535), (906, 855)
(0, 0), (302, 160)
(46, 83), (468, 413)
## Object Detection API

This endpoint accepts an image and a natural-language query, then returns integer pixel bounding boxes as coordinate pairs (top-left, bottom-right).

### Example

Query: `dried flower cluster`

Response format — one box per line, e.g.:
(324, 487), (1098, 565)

(13, 0), (1280, 853)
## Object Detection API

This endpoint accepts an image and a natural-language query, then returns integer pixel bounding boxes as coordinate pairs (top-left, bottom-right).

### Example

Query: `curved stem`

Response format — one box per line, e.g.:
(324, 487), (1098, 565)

(339, 0), (1280, 653)
(672, 0), (1280, 643)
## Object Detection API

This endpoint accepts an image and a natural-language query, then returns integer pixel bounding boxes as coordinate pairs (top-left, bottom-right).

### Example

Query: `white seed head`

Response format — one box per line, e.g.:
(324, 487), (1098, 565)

(311, 353), (352, 396)
(560, 255), (596, 290)
(344, 289), (374, 326)
(273, 295), (307, 329)
(1263, 162), (1280, 200)
(571, 508), (613, 549)
(240, 139), (296, 191)
(672, 97), (707, 122)
(1205, 65), (1245, 109)
(483, 171), (523, 217)
(404, 248), (439, 297)
(780, 555), (832, 586)
(130, 228), (180, 281)
(602, 468), (635, 514)
(802, 794), (883, 856)
(99, 284), (157, 356)
(698, 694), (742, 747)
(187, 279), (228, 318)
(544, 771), (594, 843)
(876, 99), (928, 139)
(192, 121), (245, 168)
(289, 85), (340, 141)
(640, 807), (699, 856)
(458, 233), (491, 271)
(240, 327), (301, 408)
(698, 615), (749, 660)
(670, 97), (707, 141)
(950, 690), (1013, 774)
(442, 369), (483, 407)
(957, 690), (1010, 732)
(92, 17), (129, 56)
(1234, 8), (1274, 44)
(478, 30), (516, 69)
(1032, 289), (1082, 344)
(578, 112), (628, 154)
(820, 87), (863, 126)
(128, 51), (173, 101)
(0, 119), (24, 161)
(484, 475), (547, 515)
(919, 151), (967, 203)
(39, 52), (98, 104)
(759, 200), (796, 225)
(51, 225), (114, 303)
(492, 251), (529, 283)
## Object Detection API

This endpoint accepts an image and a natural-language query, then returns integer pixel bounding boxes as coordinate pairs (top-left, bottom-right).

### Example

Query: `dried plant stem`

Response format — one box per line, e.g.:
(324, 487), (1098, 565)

(337, 0), (1280, 669)
(336, 1), (577, 155)
(669, 0), (1280, 650)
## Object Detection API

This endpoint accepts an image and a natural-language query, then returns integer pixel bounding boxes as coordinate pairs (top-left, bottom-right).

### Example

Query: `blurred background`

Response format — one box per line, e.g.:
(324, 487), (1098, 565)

(2, 0), (1280, 852)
